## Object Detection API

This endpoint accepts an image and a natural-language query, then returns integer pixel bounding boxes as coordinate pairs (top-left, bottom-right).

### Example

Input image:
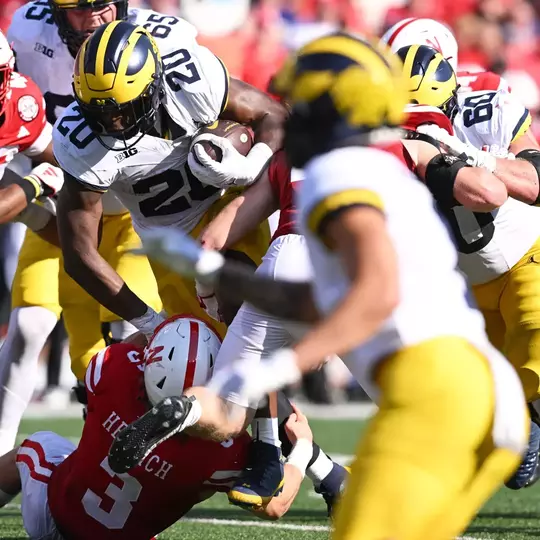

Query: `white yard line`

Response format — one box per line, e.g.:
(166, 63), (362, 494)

(21, 402), (378, 420)
(1, 505), (484, 538)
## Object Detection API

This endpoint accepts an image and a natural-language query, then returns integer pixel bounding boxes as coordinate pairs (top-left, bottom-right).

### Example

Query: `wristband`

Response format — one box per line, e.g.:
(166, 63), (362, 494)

(16, 175), (41, 203)
(286, 438), (313, 478)
(128, 307), (166, 338)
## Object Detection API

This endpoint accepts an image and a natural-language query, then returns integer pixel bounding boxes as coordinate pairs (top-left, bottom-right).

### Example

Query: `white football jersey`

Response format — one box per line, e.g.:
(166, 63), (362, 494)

(8, 4), (210, 218)
(445, 88), (540, 284)
(298, 147), (490, 396)
(51, 10), (227, 232)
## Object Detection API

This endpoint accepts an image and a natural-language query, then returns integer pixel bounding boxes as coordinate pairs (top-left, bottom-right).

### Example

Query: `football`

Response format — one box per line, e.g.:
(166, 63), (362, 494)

(191, 119), (253, 164)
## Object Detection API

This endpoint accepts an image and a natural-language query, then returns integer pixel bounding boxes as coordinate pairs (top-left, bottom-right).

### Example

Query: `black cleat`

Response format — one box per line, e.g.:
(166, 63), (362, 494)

(108, 395), (194, 474)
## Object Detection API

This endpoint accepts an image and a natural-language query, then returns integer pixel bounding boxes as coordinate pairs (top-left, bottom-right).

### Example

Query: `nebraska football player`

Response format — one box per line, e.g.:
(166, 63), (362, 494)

(0, 30), (62, 229)
(0, 316), (311, 540)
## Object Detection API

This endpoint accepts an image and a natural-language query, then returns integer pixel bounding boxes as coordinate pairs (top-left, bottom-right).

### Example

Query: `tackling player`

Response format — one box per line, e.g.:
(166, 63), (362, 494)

(0, 316), (312, 539)
(396, 44), (540, 489)
(53, 19), (286, 342)
(0, 0), (162, 455)
(108, 34), (529, 540)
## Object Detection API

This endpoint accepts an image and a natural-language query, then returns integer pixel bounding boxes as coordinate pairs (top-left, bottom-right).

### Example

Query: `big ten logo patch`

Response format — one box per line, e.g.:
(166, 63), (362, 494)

(116, 147), (139, 163)
(34, 42), (54, 58)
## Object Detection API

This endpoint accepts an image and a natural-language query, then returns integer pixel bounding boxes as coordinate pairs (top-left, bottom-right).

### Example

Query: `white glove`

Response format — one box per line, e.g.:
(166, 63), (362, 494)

(188, 133), (273, 188)
(195, 279), (223, 323)
(482, 144), (516, 160)
(208, 348), (302, 407)
(25, 163), (64, 197)
(417, 125), (497, 172)
(134, 227), (225, 285)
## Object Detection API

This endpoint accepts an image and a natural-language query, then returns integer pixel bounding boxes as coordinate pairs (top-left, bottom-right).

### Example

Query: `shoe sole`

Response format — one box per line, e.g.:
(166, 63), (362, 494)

(108, 396), (192, 474)
(227, 477), (285, 509)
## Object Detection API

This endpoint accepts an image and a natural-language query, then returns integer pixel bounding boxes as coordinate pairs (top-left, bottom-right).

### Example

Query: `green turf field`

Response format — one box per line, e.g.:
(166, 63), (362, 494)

(2, 416), (540, 539)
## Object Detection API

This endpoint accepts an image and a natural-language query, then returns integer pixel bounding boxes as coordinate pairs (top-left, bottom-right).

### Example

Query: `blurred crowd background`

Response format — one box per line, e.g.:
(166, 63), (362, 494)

(1, 0), (540, 407)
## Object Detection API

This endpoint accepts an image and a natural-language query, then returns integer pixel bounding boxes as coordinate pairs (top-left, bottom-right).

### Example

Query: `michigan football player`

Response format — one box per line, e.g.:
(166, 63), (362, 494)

(108, 33), (529, 540)
(0, 0), (162, 455)
(398, 44), (540, 489)
(53, 20), (286, 340)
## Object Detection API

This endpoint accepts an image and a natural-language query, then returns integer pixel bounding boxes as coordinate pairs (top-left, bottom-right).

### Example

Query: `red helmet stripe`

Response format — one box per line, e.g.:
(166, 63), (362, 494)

(387, 18), (419, 46)
(184, 320), (200, 390)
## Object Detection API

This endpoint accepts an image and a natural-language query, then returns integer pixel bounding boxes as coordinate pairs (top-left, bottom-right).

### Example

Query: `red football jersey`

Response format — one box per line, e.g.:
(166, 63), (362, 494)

(457, 70), (509, 93)
(0, 72), (50, 177)
(267, 150), (302, 241)
(47, 343), (250, 540)
(402, 104), (454, 135)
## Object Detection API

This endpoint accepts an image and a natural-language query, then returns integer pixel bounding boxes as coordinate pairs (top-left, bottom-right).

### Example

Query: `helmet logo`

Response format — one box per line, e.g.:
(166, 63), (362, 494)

(145, 345), (164, 366)
(425, 37), (442, 54)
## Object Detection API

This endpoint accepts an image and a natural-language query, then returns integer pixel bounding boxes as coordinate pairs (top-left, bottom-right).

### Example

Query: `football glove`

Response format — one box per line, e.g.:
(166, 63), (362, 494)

(417, 124), (497, 172)
(134, 227), (225, 285)
(188, 134), (273, 188)
(208, 348), (302, 408)
(196, 279), (223, 323)
(25, 163), (64, 197)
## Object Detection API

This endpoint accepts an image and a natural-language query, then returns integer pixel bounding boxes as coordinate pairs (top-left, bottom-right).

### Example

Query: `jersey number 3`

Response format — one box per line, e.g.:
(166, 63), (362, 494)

(82, 457), (142, 529)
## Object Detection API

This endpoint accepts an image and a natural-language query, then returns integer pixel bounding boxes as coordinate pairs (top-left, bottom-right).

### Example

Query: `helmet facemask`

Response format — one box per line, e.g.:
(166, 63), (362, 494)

(0, 60), (13, 118)
(75, 71), (163, 151)
(50, 0), (128, 56)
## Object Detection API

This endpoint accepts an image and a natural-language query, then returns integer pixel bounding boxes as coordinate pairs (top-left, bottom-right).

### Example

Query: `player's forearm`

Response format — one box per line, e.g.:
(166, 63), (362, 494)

(63, 245), (148, 321)
(492, 158), (539, 205)
(257, 463), (305, 520)
(453, 167), (508, 211)
(0, 169), (41, 223)
(203, 191), (276, 252)
(223, 79), (287, 153)
(216, 260), (319, 323)
(34, 217), (60, 247)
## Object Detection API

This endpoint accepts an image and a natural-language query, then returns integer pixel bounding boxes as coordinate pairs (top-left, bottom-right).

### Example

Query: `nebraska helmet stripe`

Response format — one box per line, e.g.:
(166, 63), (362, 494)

(386, 18), (419, 46)
(184, 321), (200, 390)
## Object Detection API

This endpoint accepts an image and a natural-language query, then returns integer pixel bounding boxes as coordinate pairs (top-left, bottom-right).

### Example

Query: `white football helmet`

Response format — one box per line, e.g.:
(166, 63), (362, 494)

(143, 315), (221, 406)
(381, 18), (458, 72)
(0, 31), (14, 116)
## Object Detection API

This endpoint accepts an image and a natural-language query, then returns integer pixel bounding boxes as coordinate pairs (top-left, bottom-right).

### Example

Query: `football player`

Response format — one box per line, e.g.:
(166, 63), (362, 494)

(0, 316), (313, 539)
(396, 44), (540, 489)
(53, 19), (285, 342)
(380, 17), (540, 200)
(108, 34), (529, 540)
(0, 0), (162, 455)
(0, 29), (63, 231)
(381, 17), (509, 93)
(161, 150), (348, 510)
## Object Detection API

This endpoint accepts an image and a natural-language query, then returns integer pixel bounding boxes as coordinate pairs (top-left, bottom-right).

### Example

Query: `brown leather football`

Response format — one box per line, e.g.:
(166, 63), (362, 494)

(191, 120), (254, 164)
